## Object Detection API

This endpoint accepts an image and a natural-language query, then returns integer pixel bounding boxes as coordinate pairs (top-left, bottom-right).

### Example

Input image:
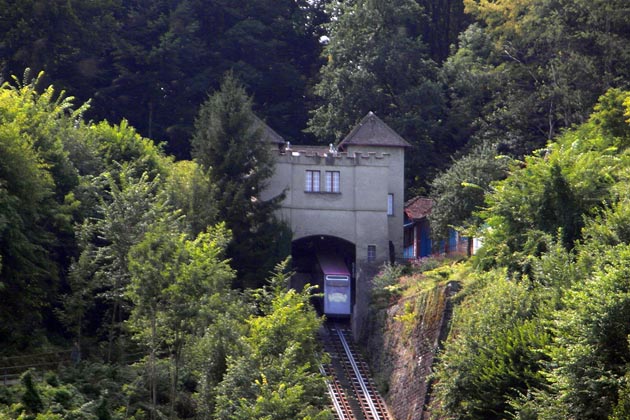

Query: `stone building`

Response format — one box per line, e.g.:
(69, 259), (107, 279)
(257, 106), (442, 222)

(261, 112), (410, 335)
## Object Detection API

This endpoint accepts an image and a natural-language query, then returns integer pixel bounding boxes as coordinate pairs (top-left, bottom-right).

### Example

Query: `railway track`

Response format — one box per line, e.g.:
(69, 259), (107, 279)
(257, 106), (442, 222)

(321, 324), (391, 420)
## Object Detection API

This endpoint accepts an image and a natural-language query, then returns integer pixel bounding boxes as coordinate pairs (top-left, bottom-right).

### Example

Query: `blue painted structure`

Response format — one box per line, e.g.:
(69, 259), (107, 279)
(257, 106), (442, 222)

(403, 196), (469, 260)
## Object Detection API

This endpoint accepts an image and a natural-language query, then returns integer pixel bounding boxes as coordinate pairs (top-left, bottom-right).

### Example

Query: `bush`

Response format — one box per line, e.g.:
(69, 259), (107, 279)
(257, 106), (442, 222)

(371, 263), (405, 303)
(432, 271), (550, 419)
(21, 370), (43, 414)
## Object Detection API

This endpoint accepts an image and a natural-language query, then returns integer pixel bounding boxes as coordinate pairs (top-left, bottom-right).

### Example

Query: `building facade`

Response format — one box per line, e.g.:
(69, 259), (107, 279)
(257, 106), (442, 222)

(403, 196), (477, 260)
(261, 112), (410, 335)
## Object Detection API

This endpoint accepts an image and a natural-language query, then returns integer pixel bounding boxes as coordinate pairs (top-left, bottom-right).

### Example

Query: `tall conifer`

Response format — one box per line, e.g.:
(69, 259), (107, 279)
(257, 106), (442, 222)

(191, 73), (288, 288)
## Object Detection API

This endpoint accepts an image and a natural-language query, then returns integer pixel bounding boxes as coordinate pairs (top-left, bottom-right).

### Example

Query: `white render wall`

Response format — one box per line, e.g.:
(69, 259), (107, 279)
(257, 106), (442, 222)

(262, 148), (404, 263)
(261, 146), (406, 338)
(261, 147), (404, 263)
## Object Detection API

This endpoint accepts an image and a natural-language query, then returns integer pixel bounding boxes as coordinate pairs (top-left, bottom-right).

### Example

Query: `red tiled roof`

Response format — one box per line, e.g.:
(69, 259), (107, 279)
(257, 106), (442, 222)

(404, 196), (433, 220)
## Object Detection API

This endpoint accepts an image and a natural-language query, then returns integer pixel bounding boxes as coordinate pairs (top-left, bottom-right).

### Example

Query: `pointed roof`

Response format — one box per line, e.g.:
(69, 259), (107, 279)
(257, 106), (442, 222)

(338, 112), (412, 149)
(253, 115), (285, 144)
(404, 196), (433, 220)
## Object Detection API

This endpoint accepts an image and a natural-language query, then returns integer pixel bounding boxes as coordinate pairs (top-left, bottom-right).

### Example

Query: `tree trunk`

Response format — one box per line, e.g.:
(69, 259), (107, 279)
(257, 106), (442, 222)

(107, 300), (118, 363)
(151, 314), (157, 420)
(170, 331), (181, 420)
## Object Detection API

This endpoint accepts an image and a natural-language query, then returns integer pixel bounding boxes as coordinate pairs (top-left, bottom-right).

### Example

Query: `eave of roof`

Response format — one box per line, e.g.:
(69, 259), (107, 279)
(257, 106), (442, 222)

(404, 196), (433, 220)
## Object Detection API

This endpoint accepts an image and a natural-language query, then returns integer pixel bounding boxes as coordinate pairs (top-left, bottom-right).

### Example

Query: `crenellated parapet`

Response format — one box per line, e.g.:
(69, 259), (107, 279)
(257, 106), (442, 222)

(260, 111), (411, 339)
(274, 149), (393, 166)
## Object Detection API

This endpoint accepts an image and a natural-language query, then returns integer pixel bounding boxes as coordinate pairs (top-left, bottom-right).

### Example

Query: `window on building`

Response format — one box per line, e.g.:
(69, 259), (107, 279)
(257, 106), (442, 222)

(305, 170), (320, 192)
(367, 245), (376, 262)
(325, 171), (340, 193)
(387, 193), (394, 216)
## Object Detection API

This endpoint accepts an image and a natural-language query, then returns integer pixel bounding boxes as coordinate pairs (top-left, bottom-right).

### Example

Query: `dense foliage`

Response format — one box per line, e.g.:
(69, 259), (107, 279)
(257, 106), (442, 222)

(429, 143), (508, 245)
(432, 90), (630, 419)
(191, 74), (290, 289)
(0, 76), (328, 419)
(308, 0), (448, 192)
(4, 1), (630, 419)
(0, 0), (327, 158)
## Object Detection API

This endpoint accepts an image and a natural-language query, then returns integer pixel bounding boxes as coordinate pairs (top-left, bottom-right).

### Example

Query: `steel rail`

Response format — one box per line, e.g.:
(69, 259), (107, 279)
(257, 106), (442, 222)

(335, 328), (382, 420)
(319, 363), (350, 420)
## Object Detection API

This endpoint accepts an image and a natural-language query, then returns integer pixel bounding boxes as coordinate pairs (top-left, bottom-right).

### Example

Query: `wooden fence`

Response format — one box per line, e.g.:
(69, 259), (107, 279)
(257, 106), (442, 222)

(0, 350), (73, 386)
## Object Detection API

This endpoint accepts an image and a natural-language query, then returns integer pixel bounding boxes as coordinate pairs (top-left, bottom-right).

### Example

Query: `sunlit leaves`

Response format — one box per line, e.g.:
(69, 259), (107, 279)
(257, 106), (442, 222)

(0, 72), (86, 345)
(478, 89), (630, 278)
(541, 244), (630, 419)
(435, 89), (630, 419)
(214, 260), (330, 420)
(433, 270), (550, 419)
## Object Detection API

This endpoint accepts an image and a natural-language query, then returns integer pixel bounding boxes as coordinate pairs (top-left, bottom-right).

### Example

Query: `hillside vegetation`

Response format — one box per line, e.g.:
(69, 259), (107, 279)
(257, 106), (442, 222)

(3, 1), (630, 419)
(0, 73), (329, 420)
(367, 91), (630, 419)
(429, 89), (630, 419)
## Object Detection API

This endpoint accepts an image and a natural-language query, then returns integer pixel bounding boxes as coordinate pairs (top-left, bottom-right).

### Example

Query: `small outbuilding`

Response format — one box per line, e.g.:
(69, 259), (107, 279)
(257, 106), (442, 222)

(403, 196), (470, 259)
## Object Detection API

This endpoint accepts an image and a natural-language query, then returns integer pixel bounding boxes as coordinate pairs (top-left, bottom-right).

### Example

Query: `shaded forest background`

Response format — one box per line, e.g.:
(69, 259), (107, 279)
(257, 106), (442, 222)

(3, 0), (630, 419)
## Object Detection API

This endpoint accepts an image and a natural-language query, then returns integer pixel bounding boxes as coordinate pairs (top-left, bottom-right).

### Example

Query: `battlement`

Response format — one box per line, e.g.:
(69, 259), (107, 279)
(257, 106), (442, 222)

(274, 148), (393, 166)
(260, 112), (409, 340)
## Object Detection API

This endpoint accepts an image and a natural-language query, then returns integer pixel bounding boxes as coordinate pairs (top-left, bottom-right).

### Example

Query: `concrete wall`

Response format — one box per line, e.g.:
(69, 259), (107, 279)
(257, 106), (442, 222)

(262, 148), (405, 257)
(262, 146), (405, 337)
(345, 145), (406, 262)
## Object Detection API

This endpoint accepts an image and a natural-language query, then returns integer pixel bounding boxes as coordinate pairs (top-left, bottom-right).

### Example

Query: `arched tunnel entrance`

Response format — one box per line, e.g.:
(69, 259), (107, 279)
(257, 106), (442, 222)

(291, 235), (356, 317)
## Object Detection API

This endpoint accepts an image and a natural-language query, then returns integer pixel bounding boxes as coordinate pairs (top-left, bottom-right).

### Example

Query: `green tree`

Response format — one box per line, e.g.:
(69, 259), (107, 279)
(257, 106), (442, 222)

(128, 221), (237, 419)
(0, 72), (86, 347)
(191, 73), (287, 288)
(448, 0), (630, 157)
(418, 0), (471, 63)
(206, 0), (327, 145)
(435, 88), (630, 419)
(163, 160), (218, 236)
(186, 301), (248, 418)
(70, 167), (175, 361)
(429, 143), (508, 253)
(84, 119), (169, 181)
(432, 270), (551, 420)
(308, 0), (447, 192)
(517, 198), (630, 419)
(214, 260), (331, 420)
(538, 244), (630, 419)
(0, 0), (120, 101)
(162, 225), (236, 417)
(127, 222), (183, 419)
(477, 89), (630, 277)
(439, 23), (503, 152)
(0, 0), (326, 158)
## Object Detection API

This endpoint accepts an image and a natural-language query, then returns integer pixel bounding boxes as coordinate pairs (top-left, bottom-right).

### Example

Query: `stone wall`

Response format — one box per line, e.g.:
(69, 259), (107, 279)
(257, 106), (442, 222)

(364, 281), (460, 420)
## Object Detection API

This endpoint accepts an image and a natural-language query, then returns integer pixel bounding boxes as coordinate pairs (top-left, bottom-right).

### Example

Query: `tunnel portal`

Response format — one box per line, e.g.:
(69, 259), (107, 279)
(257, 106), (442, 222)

(291, 235), (356, 316)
